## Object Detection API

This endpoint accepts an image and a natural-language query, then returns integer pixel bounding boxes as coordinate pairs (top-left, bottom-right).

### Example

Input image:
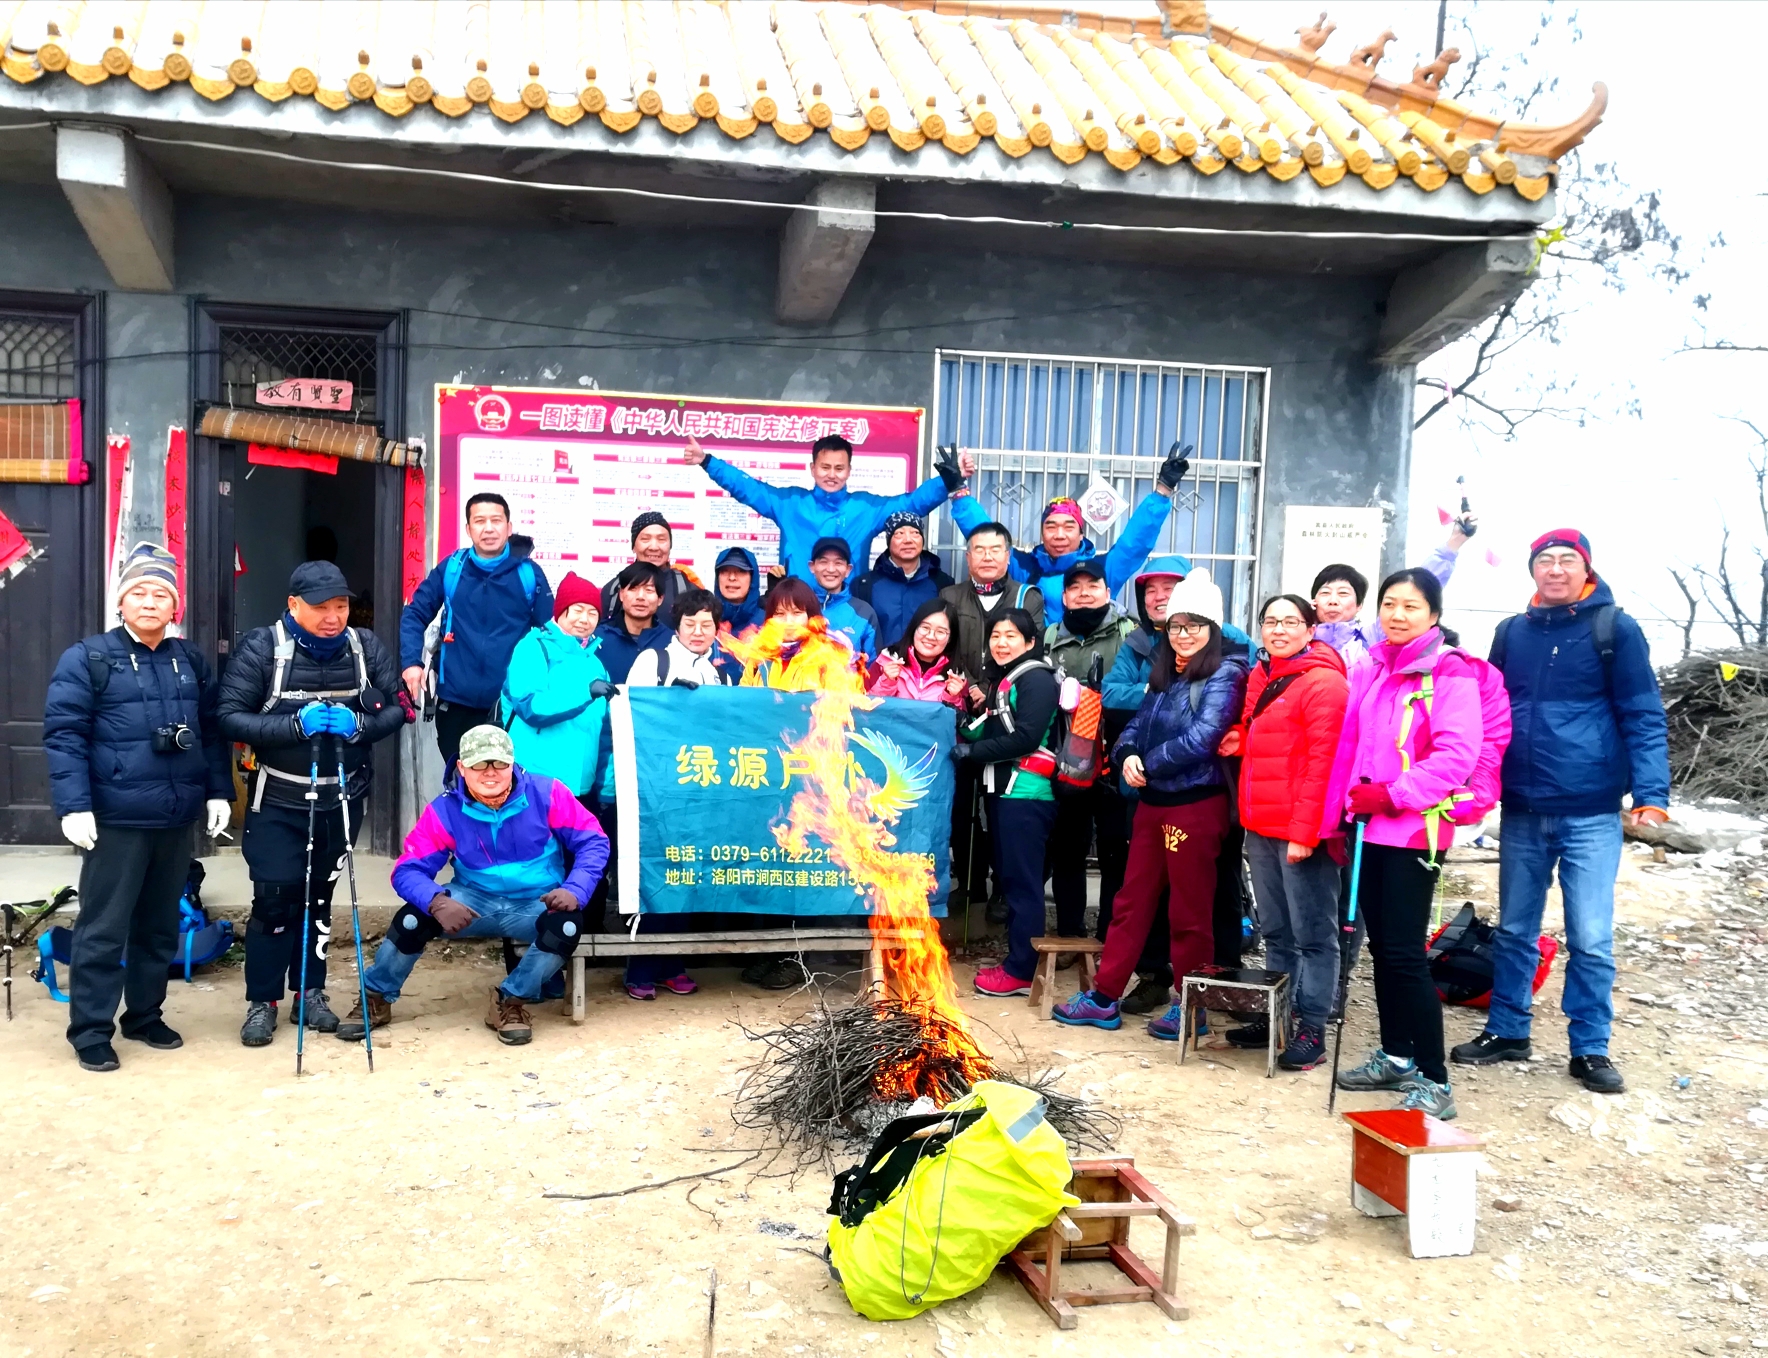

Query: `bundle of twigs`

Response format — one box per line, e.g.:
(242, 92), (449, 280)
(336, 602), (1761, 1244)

(733, 996), (1119, 1165)
(1661, 647), (1768, 810)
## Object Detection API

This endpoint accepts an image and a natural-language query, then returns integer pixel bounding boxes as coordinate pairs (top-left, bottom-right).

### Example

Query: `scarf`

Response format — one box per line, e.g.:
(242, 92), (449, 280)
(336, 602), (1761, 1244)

(283, 610), (348, 663)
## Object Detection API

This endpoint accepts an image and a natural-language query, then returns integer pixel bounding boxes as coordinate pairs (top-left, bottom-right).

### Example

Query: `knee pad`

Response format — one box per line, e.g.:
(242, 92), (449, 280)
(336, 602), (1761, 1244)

(247, 883), (305, 936)
(533, 908), (586, 958)
(390, 902), (444, 955)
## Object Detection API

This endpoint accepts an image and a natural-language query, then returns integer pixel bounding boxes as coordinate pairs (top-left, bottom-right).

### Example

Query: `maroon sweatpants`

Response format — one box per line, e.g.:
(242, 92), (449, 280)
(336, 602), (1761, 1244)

(1095, 794), (1229, 1001)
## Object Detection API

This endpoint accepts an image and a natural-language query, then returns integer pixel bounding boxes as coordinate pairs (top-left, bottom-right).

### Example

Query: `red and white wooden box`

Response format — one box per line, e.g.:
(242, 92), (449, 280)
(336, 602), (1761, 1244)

(1343, 1109), (1485, 1259)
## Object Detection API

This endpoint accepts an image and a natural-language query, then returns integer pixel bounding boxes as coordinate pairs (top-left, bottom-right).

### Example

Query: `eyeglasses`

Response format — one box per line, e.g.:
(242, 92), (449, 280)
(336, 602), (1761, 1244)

(1262, 617), (1309, 631)
(465, 759), (511, 772)
(1534, 552), (1584, 570)
(1167, 623), (1209, 638)
(915, 623), (951, 638)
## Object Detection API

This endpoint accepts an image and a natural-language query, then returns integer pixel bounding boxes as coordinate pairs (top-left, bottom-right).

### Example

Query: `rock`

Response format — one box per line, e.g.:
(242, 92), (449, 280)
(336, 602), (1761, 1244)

(1384, 1318), (1414, 1337)
(30, 1285), (68, 1302)
(1336, 1292), (1362, 1310)
(1249, 1225), (1274, 1240)
(1627, 1269), (1671, 1287)
(322, 1275), (342, 1288)
(1493, 1197), (1522, 1212)
(1626, 820), (1751, 856)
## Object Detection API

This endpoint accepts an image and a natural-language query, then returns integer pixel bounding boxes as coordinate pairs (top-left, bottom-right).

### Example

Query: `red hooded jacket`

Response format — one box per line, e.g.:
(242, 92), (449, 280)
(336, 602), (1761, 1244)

(1228, 640), (1349, 846)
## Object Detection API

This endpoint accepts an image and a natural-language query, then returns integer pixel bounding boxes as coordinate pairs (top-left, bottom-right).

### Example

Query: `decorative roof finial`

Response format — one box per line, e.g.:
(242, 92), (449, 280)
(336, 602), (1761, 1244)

(1297, 13), (1336, 54)
(1349, 29), (1395, 71)
(1413, 47), (1462, 91)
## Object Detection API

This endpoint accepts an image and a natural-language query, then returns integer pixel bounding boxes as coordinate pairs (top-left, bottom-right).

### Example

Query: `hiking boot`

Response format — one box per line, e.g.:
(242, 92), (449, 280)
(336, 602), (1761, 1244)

(1119, 973), (1172, 1015)
(1451, 1031), (1532, 1066)
(754, 956), (807, 991)
(1052, 991), (1122, 1030)
(740, 957), (776, 985)
(1225, 1017), (1271, 1050)
(1570, 1054), (1626, 1094)
(123, 1019), (183, 1050)
(1335, 1048), (1418, 1091)
(336, 990), (392, 1042)
(984, 895), (1009, 925)
(972, 965), (1032, 998)
(290, 989), (339, 1033)
(1396, 1076), (1458, 1120)
(240, 1002), (278, 1047)
(1148, 1003), (1205, 1042)
(486, 987), (533, 1045)
(77, 1041), (120, 1073)
(1279, 1022), (1328, 1071)
(661, 974), (698, 995)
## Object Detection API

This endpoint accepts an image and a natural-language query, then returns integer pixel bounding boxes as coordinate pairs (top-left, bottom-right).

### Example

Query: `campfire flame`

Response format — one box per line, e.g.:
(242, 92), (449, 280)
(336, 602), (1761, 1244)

(722, 616), (993, 1100)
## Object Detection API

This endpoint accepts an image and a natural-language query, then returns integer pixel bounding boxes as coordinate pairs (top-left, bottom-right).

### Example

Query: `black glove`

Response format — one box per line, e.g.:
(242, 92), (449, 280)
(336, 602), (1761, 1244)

(1158, 441), (1192, 491)
(668, 678), (701, 690)
(589, 679), (618, 700)
(934, 443), (964, 493)
(1455, 513), (1478, 538)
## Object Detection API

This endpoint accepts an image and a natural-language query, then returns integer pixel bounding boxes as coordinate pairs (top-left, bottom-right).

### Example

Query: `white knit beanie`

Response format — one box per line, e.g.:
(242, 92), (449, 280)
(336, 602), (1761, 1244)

(1163, 572), (1224, 628)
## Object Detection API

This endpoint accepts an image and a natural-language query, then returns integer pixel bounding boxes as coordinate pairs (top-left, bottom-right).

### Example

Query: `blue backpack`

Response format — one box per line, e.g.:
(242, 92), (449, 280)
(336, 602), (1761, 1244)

(437, 548), (538, 685)
(32, 863), (233, 1001)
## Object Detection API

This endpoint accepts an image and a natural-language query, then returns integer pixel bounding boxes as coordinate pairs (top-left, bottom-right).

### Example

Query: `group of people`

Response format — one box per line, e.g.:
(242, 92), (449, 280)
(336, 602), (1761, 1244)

(41, 432), (1670, 1122)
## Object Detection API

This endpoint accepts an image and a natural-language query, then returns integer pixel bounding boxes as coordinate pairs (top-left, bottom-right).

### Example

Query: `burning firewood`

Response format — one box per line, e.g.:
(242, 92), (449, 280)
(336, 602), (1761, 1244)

(733, 996), (1120, 1166)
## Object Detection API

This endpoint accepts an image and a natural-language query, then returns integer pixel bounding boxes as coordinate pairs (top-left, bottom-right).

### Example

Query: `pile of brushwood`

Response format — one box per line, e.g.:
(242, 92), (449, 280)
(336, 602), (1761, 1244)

(733, 995), (1118, 1167)
(1661, 647), (1768, 811)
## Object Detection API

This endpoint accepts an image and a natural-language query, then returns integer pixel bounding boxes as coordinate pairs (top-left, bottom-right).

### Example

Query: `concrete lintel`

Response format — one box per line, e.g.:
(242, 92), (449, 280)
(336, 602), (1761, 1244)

(56, 123), (174, 291)
(776, 180), (876, 326)
(1376, 238), (1535, 365)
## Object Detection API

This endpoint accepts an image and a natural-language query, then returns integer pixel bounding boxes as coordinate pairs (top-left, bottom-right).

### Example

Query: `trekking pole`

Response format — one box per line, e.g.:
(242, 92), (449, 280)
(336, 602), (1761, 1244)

(333, 735), (374, 1073)
(3, 902), (14, 1021)
(296, 731), (322, 1076)
(1327, 816), (1369, 1114)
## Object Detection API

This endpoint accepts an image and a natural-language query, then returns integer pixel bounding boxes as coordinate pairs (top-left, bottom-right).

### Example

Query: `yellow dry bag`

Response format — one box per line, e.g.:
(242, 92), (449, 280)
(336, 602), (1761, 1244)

(825, 1080), (1076, 1322)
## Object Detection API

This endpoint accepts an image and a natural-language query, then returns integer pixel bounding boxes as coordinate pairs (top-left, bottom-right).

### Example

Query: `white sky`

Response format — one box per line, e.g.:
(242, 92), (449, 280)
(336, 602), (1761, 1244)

(1217, 0), (1768, 659)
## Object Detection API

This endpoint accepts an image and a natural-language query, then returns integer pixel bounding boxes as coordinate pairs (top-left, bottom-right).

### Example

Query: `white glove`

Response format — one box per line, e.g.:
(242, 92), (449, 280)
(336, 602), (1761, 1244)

(205, 799), (232, 838)
(60, 812), (97, 851)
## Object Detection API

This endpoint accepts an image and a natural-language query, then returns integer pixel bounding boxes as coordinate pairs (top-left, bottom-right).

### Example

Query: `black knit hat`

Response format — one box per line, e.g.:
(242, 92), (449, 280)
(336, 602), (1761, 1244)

(630, 510), (671, 544)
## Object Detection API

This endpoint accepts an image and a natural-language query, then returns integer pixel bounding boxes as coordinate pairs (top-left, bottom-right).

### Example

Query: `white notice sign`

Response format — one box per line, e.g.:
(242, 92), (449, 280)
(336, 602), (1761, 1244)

(1281, 506), (1388, 602)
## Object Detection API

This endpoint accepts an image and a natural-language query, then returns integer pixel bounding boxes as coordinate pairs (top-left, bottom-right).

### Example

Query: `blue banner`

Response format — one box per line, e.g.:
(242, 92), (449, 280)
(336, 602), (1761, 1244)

(609, 686), (954, 916)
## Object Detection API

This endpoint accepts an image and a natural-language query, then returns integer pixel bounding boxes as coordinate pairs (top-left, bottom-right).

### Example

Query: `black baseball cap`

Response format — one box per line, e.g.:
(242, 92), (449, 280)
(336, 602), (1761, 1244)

(810, 536), (852, 564)
(288, 560), (355, 604)
(1062, 560), (1106, 589)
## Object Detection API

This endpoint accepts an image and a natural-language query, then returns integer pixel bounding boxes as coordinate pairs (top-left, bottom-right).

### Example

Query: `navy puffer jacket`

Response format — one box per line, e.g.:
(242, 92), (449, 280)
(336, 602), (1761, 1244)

(852, 549), (955, 649)
(1113, 656), (1249, 805)
(399, 536), (554, 709)
(1493, 576), (1671, 815)
(43, 628), (232, 828)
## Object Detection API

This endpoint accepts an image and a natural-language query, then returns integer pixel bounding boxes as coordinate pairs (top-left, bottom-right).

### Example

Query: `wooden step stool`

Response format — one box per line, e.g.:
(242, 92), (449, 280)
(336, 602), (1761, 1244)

(1027, 936), (1101, 1020)
(1005, 1156), (1194, 1330)
(1343, 1109), (1485, 1258)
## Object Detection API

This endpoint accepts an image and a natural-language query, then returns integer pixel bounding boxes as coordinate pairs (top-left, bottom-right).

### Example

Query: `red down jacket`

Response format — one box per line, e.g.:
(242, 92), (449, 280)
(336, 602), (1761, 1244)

(1230, 640), (1349, 847)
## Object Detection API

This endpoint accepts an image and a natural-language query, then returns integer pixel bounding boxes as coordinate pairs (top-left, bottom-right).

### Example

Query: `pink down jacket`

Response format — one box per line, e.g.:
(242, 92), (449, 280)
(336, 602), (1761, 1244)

(1322, 628), (1483, 853)
(865, 651), (966, 709)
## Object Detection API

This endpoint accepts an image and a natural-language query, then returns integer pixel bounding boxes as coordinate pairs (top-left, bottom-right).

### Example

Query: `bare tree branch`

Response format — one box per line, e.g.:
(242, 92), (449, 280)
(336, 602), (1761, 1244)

(1668, 568), (1700, 658)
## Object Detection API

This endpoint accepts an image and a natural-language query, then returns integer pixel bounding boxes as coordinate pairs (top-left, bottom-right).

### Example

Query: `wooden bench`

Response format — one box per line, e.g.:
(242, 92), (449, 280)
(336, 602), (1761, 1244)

(1006, 1156), (1195, 1329)
(1028, 936), (1102, 1021)
(1344, 1109), (1485, 1258)
(566, 927), (925, 1022)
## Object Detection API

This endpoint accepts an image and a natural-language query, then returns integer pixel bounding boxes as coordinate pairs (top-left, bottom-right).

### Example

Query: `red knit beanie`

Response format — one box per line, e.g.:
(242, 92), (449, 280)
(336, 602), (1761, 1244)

(1528, 528), (1592, 572)
(553, 571), (601, 620)
(1041, 497), (1084, 527)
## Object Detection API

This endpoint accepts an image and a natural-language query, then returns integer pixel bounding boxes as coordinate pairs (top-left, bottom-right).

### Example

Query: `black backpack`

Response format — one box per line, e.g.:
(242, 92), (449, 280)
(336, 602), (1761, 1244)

(1425, 904), (1498, 1005)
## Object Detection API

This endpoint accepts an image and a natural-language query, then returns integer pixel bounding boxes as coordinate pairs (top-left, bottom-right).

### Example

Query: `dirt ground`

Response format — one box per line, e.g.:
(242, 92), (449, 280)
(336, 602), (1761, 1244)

(2, 837), (1765, 1358)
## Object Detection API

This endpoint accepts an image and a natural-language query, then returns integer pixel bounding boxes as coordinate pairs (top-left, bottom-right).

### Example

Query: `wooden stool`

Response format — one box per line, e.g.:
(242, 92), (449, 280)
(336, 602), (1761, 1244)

(1176, 968), (1290, 1077)
(1006, 1156), (1195, 1330)
(1344, 1109), (1485, 1258)
(1028, 937), (1102, 1020)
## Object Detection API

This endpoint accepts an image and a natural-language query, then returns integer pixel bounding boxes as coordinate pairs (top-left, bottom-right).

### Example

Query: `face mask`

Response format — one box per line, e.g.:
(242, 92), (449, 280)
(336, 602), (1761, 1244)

(1063, 603), (1110, 637)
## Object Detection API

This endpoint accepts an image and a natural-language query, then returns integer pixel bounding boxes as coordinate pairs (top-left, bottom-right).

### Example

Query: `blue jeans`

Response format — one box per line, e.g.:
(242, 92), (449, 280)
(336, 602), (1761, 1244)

(1244, 831), (1342, 1029)
(361, 884), (563, 1004)
(1488, 810), (1622, 1057)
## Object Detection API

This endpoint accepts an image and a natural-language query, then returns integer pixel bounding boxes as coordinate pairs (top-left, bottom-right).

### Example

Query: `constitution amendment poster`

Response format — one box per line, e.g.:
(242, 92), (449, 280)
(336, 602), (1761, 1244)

(434, 385), (925, 584)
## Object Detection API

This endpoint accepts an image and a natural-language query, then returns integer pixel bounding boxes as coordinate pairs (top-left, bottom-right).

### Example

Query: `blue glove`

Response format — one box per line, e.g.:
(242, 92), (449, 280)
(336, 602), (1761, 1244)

(297, 702), (328, 738)
(326, 706), (359, 739)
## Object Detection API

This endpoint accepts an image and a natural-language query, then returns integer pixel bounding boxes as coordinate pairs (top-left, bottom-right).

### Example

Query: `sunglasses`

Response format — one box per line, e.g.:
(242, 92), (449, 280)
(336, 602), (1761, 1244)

(465, 759), (511, 772)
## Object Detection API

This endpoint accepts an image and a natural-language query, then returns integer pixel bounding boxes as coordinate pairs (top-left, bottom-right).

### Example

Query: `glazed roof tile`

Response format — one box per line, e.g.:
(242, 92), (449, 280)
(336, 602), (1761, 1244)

(0, 1), (1604, 201)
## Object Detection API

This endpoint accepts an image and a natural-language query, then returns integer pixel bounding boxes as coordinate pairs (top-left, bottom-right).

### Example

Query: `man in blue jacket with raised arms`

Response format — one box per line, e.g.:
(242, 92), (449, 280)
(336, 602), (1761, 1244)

(682, 434), (971, 584)
(949, 444), (1192, 629)
(1452, 529), (1672, 1095)
(400, 492), (554, 773)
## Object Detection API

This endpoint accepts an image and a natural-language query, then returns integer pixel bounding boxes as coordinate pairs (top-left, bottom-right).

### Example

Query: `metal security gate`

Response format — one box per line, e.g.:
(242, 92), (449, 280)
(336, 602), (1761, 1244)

(930, 350), (1267, 628)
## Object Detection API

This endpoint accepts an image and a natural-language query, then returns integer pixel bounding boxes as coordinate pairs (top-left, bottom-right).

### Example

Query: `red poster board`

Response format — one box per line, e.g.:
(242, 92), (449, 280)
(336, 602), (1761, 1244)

(433, 386), (924, 585)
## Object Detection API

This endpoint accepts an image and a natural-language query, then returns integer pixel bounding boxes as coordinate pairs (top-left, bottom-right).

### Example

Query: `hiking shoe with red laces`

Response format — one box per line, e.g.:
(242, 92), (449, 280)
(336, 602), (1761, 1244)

(1279, 1022), (1328, 1070)
(972, 965), (1032, 997)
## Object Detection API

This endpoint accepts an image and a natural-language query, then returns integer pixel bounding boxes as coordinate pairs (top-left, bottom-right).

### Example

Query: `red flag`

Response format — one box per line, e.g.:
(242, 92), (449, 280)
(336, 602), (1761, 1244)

(1437, 506), (1452, 525)
(0, 505), (30, 574)
(163, 426), (188, 621)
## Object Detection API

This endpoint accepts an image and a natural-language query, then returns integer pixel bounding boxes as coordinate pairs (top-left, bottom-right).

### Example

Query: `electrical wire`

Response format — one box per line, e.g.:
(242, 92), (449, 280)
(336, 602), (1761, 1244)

(122, 133), (1540, 246)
